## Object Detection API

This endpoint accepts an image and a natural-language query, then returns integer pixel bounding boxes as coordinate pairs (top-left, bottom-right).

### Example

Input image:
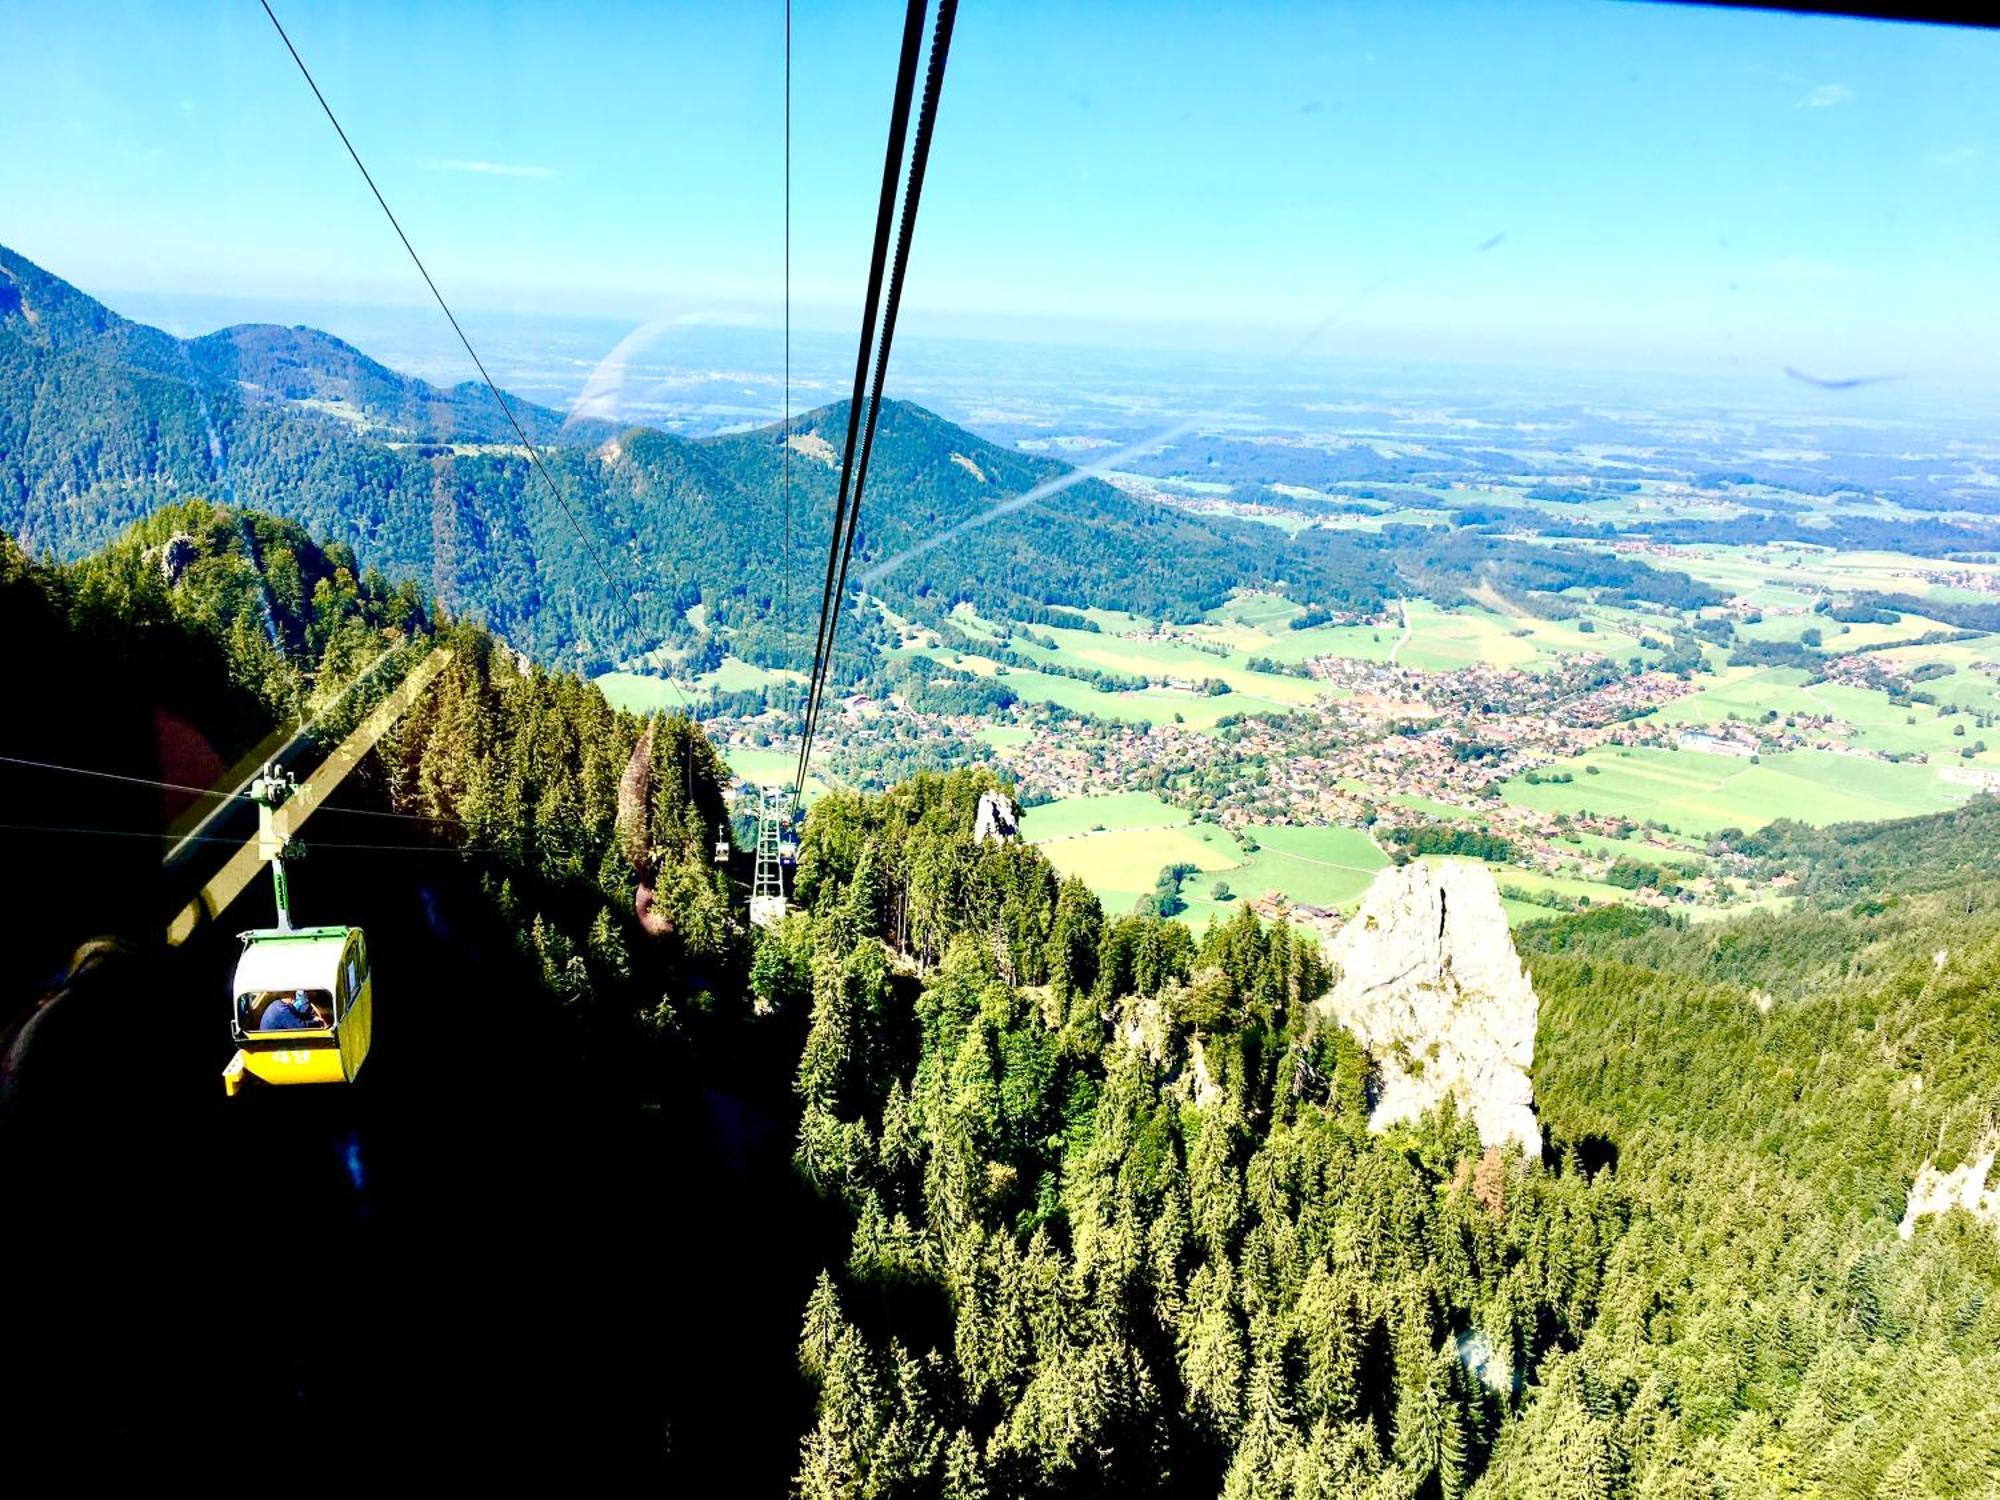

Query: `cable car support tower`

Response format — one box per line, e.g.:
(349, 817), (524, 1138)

(749, 786), (789, 929)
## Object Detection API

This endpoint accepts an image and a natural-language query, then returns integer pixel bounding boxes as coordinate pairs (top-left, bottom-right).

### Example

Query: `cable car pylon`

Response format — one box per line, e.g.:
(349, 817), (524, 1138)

(749, 785), (789, 928)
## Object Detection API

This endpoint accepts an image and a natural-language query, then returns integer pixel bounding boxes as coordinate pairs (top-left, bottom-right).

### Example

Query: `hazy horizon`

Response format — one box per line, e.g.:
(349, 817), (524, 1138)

(74, 275), (1995, 443)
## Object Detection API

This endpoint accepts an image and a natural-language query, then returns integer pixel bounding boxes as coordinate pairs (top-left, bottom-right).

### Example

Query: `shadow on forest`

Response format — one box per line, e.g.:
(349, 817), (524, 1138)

(0, 800), (845, 1489)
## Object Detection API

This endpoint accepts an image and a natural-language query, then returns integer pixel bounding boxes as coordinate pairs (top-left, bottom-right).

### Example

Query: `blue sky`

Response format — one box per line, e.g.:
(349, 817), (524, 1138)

(1, 1), (1995, 377)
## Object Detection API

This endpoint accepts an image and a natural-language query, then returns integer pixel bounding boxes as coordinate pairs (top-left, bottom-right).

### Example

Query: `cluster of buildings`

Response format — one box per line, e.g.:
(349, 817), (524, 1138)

(703, 596), (1969, 921)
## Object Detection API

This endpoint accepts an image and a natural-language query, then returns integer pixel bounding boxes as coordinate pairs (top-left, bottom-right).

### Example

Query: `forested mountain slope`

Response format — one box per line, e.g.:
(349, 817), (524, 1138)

(774, 792), (2000, 1498)
(0, 502), (773, 1485)
(2, 245), (1718, 681)
(4, 505), (1998, 1494)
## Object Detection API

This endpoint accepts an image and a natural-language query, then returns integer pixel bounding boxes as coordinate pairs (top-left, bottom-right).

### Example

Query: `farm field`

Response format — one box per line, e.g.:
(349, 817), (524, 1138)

(1873, 637), (2000, 718)
(1804, 683), (2000, 762)
(1026, 793), (1390, 930)
(1558, 830), (1703, 865)
(1367, 787), (1479, 822)
(1501, 743), (1977, 835)
(1876, 634), (2000, 671)
(1731, 610), (1951, 651)
(892, 638), (1289, 728)
(724, 746), (833, 802)
(705, 657), (804, 692)
(596, 657), (800, 715)
(910, 593), (1674, 714)
(1021, 791), (1188, 841)
(1039, 825), (1238, 916)
(1006, 620), (1327, 706)
(1179, 823), (1388, 928)
(1652, 666), (1822, 727)
(1669, 544), (2000, 608)
(1477, 864), (1642, 925)
(1025, 793), (1227, 915)
(1653, 664), (2000, 765)
(595, 671), (683, 714)
(1204, 592), (1658, 673)
(911, 601), (1345, 714)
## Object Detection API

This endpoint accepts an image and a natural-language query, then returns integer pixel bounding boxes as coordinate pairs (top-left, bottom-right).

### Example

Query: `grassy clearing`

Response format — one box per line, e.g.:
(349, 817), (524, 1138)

(1805, 683), (2000, 762)
(1501, 743), (1975, 834)
(900, 601), (1334, 718)
(1669, 544), (2000, 609)
(1879, 635), (2000, 670)
(1655, 665), (2000, 766)
(1022, 791), (1189, 841)
(1241, 822), (1386, 883)
(1036, 824), (1234, 914)
(1558, 830), (1703, 865)
(1370, 788), (1480, 822)
(1398, 602), (1544, 671)
(1179, 824), (1388, 927)
(1733, 611), (1951, 652)
(1215, 592), (1305, 630)
(1913, 667), (2000, 713)
(1462, 863), (1636, 923)
(1002, 620), (1326, 707)
(896, 639), (1289, 728)
(1205, 593), (1656, 675)
(595, 658), (800, 715)
(1026, 793), (1389, 930)
(1653, 668), (1824, 738)
(595, 671), (686, 714)
(704, 657), (804, 692)
(725, 746), (832, 802)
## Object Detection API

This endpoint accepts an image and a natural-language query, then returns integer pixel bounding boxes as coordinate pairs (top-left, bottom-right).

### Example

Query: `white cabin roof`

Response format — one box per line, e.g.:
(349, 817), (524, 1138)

(231, 927), (352, 996)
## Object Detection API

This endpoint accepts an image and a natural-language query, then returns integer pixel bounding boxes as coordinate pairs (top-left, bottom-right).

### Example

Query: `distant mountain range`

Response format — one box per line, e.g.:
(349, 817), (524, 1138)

(0, 245), (1335, 669)
(1, 244), (1714, 674)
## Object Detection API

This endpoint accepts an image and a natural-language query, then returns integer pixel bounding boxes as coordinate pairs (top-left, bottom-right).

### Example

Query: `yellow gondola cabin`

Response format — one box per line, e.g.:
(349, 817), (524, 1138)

(222, 925), (373, 1097)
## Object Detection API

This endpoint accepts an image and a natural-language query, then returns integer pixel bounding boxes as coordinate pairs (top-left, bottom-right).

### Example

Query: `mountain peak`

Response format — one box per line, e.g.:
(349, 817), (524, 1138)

(0, 242), (183, 372)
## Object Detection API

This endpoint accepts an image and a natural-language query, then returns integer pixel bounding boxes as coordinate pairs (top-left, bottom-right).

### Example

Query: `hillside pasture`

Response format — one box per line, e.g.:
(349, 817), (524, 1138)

(1654, 664), (2000, 766)
(1501, 743), (1976, 834)
(1026, 793), (1389, 930)
(893, 637), (1300, 728)
(725, 746), (833, 802)
(1205, 594), (1656, 675)
(1021, 791), (1188, 841)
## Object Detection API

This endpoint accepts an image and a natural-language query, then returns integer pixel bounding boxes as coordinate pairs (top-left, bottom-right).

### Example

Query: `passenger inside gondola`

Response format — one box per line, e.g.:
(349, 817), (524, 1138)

(240, 988), (332, 1032)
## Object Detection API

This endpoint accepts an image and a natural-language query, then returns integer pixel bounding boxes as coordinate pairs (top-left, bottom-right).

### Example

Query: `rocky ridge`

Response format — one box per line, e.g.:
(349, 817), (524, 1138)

(1900, 1134), (2000, 1241)
(1315, 858), (1540, 1156)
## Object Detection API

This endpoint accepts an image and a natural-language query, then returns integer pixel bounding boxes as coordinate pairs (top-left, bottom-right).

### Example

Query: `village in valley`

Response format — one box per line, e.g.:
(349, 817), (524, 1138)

(675, 527), (2000, 939)
(586, 368), (2000, 943)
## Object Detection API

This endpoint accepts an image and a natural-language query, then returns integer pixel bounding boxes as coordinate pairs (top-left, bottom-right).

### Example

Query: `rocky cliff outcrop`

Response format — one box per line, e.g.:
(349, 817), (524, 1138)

(1315, 859), (1540, 1156)
(1899, 1135), (2000, 1241)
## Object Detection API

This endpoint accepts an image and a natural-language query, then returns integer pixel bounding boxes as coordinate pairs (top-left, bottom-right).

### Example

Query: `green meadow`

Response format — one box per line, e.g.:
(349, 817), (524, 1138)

(1501, 743), (1976, 835)
(1668, 543), (2000, 608)
(1025, 793), (1389, 930)
(595, 656), (801, 715)
(1204, 592), (1659, 674)
(724, 746), (833, 802)
(892, 636), (1300, 729)
(1020, 791), (1189, 841)
(1656, 664), (2000, 766)
(594, 670), (686, 714)
(1179, 823), (1388, 927)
